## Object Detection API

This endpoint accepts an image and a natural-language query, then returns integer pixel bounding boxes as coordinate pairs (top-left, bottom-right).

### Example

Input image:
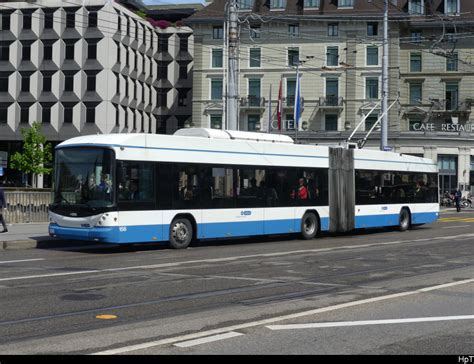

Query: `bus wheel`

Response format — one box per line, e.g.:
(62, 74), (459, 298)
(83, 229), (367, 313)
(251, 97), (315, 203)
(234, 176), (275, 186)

(169, 218), (193, 249)
(398, 208), (411, 231)
(301, 212), (318, 239)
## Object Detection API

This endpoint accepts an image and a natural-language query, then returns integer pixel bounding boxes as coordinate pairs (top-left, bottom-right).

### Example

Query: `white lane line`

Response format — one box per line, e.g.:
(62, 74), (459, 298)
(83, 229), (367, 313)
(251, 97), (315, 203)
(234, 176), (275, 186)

(266, 315), (474, 330)
(0, 258), (44, 264)
(174, 332), (244, 348)
(442, 225), (470, 229)
(92, 278), (474, 355)
(4, 233), (474, 283)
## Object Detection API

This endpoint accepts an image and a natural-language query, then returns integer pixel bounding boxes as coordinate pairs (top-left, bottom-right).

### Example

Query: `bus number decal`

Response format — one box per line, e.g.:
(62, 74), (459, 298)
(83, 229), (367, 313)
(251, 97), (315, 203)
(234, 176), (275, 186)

(119, 226), (127, 232)
(241, 210), (252, 216)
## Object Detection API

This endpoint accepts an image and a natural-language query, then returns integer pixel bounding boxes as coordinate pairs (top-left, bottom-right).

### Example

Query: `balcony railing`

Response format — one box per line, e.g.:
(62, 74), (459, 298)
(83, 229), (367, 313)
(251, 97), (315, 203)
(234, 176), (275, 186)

(430, 98), (472, 112)
(319, 96), (344, 107)
(240, 96), (266, 108)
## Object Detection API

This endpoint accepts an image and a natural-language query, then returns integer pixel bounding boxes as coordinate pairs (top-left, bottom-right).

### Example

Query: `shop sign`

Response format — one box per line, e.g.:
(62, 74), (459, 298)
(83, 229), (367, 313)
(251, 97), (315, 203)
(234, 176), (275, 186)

(410, 122), (474, 132)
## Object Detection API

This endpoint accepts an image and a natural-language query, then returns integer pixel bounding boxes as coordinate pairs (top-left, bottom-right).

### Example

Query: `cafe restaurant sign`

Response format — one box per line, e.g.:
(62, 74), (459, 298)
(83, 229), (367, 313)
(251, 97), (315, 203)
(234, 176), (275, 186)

(411, 118), (474, 132)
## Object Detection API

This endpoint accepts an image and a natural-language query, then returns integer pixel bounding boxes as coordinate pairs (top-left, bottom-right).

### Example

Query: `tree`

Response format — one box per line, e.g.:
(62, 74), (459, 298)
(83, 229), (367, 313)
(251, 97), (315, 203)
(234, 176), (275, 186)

(10, 122), (52, 188)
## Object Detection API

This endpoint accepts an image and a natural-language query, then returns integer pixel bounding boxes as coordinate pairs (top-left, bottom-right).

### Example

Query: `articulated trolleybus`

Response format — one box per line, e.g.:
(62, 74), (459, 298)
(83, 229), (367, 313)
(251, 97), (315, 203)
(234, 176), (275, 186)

(49, 128), (439, 249)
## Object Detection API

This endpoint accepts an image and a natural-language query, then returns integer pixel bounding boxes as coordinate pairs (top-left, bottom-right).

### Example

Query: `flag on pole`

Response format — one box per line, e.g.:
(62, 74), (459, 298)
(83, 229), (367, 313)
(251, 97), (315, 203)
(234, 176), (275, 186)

(294, 73), (301, 131)
(268, 84), (272, 132)
(276, 78), (283, 131)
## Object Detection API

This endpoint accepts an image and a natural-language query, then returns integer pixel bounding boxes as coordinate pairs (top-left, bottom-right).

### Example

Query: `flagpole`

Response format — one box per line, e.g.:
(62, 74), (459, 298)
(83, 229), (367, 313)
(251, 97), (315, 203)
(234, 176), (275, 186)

(268, 84), (272, 133)
(294, 61), (300, 142)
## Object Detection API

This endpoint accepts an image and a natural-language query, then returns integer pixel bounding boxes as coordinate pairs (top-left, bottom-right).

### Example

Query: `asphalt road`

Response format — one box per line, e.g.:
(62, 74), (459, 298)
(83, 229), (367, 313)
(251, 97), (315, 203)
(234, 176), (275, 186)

(0, 210), (473, 355)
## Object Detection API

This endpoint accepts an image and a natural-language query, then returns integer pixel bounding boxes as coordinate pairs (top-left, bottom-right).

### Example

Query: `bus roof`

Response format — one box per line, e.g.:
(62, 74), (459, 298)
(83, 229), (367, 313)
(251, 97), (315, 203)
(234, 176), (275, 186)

(56, 130), (437, 172)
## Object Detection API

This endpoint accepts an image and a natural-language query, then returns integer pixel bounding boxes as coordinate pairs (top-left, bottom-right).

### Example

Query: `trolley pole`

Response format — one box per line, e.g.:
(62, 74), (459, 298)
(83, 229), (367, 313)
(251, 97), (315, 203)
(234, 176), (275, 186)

(226, 0), (239, 130)
(380, 0), (389, 151)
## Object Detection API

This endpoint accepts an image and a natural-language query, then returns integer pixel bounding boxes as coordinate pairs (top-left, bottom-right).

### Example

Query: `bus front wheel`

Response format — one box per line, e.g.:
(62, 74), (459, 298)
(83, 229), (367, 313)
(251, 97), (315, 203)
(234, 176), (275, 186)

(301, 212), (318, 240)
(169, 218), (193, 249)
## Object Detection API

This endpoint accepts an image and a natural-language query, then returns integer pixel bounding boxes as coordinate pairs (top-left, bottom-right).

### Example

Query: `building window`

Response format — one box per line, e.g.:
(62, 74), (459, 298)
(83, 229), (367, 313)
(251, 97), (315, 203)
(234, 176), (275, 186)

(0, 105), (7, 123)
(445, 82), (459, 110)
(446, 52), (458, 71)
(158, 36), (168, 52)
(286, 78), (296, 106)
(325, 114), (338, 131)
(88, 10), (98, 28)
(86, 105), (96, 123)
(409, 0), (423, 14)
(20, 105), (29, 124)
(409, 83), (422, 104)
(86, 73), (96, 92)
(288, 47), (299, 67)
(20, 74), (30, 93)
(157, 89), (167, 107)
(367, 22), (378, 36)
(178, 89), (188, 107)
(365, 115), (378, 130)
(158, 62), (167, 79)
(42, 105), (51, 124)
(179, 36), (188, 52)
(304, 0), (319, 8)
(66, 10), (75, 28)
(248, 78), (261, 105)
(64, 73), (74, 92)
(250, 25), (261, 39)
(0, 43), (9, 61)
(179, 63), (188, 79)
(249, 48), (261, 68)
(366, 77), (379, 99)
(270, 0), (286, 9)
(326, 46), (338, 66)
(44, 10), (54, 29)
(238, 0), (254, 10)
(410, 53), (422, 72)
(44, 42), (53, 60)
(325, 79), (338, 104)
(65, 41), (75, 60)
(22, 44), (31, 61)
(248, 114), (260, 131)
(410, 31), (422, 44)
(288, 24), (299, 37)
(211, 48), (223, 68)
(1, 12), (11, 31)
(22, 11), (32, 30)
(328, 23), (338, 37)
(338, 0), (353, 8)
(0, 73), (8, 92)
(87, 41), (98, 60)
(43, 73), (52, 92)
(213, 26), (223, 39)
(366, 46), (379, 66)
(445, 0), (459, 15)
(210, 114), (222, 129)
(63, 105), (73, 124)
(211, 79), (223, 100)
(409, 116), (422, 131)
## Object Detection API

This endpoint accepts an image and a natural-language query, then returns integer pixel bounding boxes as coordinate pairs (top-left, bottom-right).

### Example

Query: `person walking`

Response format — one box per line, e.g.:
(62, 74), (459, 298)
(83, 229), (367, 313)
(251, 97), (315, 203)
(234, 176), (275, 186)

(454, 188), (462, 213)
(0, 182), (7, 233)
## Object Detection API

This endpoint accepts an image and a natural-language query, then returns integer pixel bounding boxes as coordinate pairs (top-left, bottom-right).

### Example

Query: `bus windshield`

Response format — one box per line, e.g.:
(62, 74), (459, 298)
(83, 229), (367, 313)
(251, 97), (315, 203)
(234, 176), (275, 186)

(53, 148), (114, 209)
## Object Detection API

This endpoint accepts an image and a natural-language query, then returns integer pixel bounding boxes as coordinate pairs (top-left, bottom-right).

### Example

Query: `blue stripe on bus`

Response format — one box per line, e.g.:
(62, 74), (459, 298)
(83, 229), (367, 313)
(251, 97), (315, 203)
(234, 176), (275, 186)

(49, 217), (331, 244)
(49, 213), (435, 244)
(354, 212), (438, 229)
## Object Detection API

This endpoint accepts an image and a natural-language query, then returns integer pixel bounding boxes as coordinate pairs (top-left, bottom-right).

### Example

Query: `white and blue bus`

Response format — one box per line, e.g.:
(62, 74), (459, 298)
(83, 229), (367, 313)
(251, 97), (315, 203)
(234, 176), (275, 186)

(48, 128), (439, 249)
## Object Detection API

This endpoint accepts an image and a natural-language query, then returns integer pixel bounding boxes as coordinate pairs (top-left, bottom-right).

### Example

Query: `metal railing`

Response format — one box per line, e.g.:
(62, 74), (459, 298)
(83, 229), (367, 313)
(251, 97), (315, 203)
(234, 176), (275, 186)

(3, 191), (52, 223)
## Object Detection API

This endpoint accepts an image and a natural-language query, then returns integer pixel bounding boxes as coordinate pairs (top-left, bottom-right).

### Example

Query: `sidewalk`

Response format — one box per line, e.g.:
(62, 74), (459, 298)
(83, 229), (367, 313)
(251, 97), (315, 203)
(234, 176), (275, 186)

(0, 222), (51, 250)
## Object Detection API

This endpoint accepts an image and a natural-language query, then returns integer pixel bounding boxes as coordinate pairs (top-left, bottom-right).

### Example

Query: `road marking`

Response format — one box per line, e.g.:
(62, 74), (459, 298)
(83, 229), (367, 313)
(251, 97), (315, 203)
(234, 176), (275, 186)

(174, 332), (243, 348)
(0, 258), (44, 264)
(92, 278), (474, 355)
(3, 233), (474, 283)
(442, 225), (471, 229)
(96, 315), (118, 320)
(266, 315), (474, 330)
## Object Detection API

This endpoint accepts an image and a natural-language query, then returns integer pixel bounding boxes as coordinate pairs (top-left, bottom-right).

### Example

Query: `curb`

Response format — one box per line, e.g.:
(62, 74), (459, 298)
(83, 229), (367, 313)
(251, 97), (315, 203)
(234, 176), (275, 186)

(1, 239), (39, 251)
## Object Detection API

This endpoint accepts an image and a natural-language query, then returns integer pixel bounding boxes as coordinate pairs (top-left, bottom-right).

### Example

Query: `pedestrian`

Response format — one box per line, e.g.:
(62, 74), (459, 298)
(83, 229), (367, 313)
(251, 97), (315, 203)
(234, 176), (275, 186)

(0, 181), (7, 233)
(454, 188), (462, 213)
